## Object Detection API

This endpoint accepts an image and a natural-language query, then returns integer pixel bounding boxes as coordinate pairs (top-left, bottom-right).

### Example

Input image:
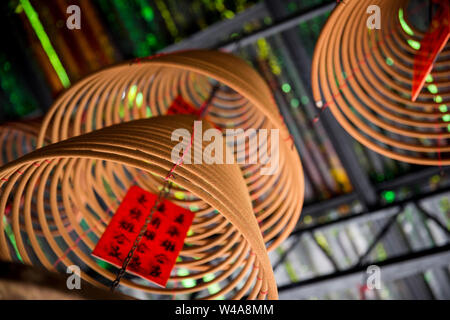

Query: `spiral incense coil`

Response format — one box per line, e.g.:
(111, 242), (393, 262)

(0, 118), (48, 165)
(37, 50), (304, 251)
(312, 0), (450, 165)
(0, 115), (278, 299)
(0, 119), (68, 237)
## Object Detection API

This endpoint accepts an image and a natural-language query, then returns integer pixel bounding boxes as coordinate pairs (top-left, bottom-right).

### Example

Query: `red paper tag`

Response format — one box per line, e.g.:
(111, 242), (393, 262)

(167, 95), (201, 116)
(92, 186), (194, 287)
(412, 1), (450, 101)
(166, 94), (223, 131)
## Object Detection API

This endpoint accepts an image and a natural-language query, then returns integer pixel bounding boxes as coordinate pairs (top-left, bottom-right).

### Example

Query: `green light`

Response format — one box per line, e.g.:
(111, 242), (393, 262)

(128, 85), (138, 103)
(315, 233), (331, 254)
(282, 83), (291, 93)
(146, 106), (152, 117)
(386, 57), (394, 66)
(276, 248), (299, 282)
(178, 268), (196, 288)
(20, 0), (70, 88)
(203, 274), (214, 282)
(10, 92), (19, 104)
(141, 6), (154, 21)
(136, 92), (143, 107)
(407, 39), (421, 50)
(427, 84), (438, 94)
(223, 10), (234, 19)
(439, 105), (448, 113)
(431, 174), (441, 184)
(203, 274), (223, 298)
(155, 0), (179, 39)
(383, 190), (396, 203)
(399, 9), (414, 36)
(3, 216), (22, 262)
(146, 34), (157, 46)
(290, 98), (299, 108)
(15, 4), (23, 13)
(434, 95), (443, 103)
(426, 74), (434, 83)
(174, 191), (185, 200)
(203, 274), (223, 299)
(303, 215), (313, 224)
(443, 114), (450, 122)
(189, 205), (199, 212)
(215, 0), (225, 11)
(119, 104), (125, 118)
(102, 178), (115, 200)
(263, 17), (272, 25)
(424, 271), (432, 283)
(182, 279), (196, 288)
(301, 95), (310, 105)
(96, 259), (110, 270)
(375, 243), (388, 261)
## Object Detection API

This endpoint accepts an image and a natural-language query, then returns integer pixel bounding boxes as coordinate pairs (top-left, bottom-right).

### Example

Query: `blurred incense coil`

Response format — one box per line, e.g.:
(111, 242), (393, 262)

(312, 0), (450, 165)
(0, 119), (68, 236)
(0, 118), (47, 165)
(0, 118), (70, 235)
(0, 115), (278, 300)
(36, 50), (305, 252)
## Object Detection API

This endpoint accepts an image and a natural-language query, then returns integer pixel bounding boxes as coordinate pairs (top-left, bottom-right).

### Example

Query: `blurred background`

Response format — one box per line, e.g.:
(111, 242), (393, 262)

(0, 0), (449, 299)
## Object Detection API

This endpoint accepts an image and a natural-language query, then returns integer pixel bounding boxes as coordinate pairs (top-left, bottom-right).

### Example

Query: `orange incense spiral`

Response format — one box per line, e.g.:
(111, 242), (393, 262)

(0, 115), (278, 299)
(37, 50), (305, 251)
(312, 0), (450, 165)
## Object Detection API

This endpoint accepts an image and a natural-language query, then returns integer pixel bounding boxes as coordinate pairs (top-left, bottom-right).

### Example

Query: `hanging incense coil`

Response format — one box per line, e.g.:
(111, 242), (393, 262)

(37, 50), (304, 251)
(0, 118), (48, 165)
(0, 119), (66, 236)
(0, 115), (278, 299)
(312, 0), (450, 165)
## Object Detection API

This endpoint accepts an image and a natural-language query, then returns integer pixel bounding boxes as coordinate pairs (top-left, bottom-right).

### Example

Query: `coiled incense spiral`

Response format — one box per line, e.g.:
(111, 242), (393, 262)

(312, 0), (450, 165)
(0, 119), (69, 236)
(37, 50), (305, 251)
(0, 115), (278, 299)
(0, 118), (46, 165)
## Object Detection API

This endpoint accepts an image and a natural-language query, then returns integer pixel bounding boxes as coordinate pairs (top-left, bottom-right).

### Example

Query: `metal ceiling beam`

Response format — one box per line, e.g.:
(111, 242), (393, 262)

(302, 193), (359, 217)
(288, 186), (450, 238)
(161, 2), (268, 52)
(277, 244), (450, 299)
(220, 2), (336, 51)
(376, 166), (450, 191)
(160, 2), (336, 53)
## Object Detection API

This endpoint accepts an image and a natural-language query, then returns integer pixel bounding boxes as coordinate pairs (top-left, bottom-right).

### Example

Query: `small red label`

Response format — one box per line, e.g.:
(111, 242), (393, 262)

(92, 186), (194, 287)
(167, 95), (201, 116)
(166, 94), (223, 131)
(412, 1), (450, 101)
